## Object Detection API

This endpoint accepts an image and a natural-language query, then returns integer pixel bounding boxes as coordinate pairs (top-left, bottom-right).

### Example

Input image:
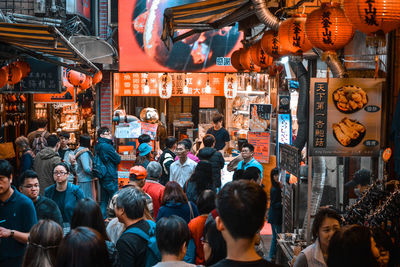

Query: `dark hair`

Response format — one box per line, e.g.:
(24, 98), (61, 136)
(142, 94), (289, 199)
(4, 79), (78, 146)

(59, 132), (70, 139)
(203, 219), (227, 266)
(79, 134), (91, 148)
(46, 134), (59, 148)
(177, 141), (190, 151)
(212, 113), (223, 124)
(97, 126), (110, 138)
(188, 161), (213, 196)
(156, 215), (191, 256)
(0, 159), (13, 178)
(22, 219), (63, 267)
(165, 137), (177, 149)
(203, 134), (216, 148)
(56, 227), (111, 267)
(311, 208), (342, 241)
(237, 139), (248, 151)
(182, 138), (192, 148)
(327, 225), (379, 267)
(53, 162), (70, 173)
(162, 181), (188, 205)
(241, 167), (261, 182)
(270, 168), (280, 188)
(70, 198), (109, 241)
(115, 187), (146, 220)
(371, 227), (394, 259)
(19, 170), (39, 187)
(197, 190), (216, 215)
(216, 180), (267, 239)
(138, 134), (151, 144)
(242, 143), (254, 152)
(135, 154), (151, 167)
(37, 119), (48, 129)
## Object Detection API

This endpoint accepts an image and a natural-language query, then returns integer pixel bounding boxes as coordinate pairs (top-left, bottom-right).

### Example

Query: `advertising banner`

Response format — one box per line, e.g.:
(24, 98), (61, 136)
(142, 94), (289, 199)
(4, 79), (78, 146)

(248, 132), (270, 163)
(249, 104), (272, 132)
(309, 78), (384, 156)
(118, 0), (243, 72)
(113, 73), (225, 96)
(278, 114), (292, 145)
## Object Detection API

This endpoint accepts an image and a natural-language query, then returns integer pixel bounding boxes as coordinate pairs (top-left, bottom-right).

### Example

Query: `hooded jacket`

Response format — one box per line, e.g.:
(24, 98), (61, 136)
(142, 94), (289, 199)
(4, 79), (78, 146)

(33, 147), (62, 195)
(94, 137), (121, 181)
(198, 147), (225, 188)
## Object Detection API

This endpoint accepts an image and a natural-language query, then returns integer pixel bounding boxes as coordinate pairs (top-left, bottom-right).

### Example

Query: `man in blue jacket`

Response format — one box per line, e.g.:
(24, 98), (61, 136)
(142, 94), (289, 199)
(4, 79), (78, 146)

(95, 127), (121, 217)
(234, 143), (263, 180)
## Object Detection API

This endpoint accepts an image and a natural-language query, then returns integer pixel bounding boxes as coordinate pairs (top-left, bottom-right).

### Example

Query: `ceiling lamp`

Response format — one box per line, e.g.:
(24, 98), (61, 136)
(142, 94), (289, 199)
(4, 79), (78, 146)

(4, 64), (22, 85)
(239, 47), (261, 72)
(278, 14), (313, 55)
(231, 49), (244, 71)
(205, 79), (211, 94)
(183, 74), (189, 94)
(67, 70), (86, 87)
(0, 68), (8, 88)
(260, 30), (289, 59)
(249, 41), (274, 70)
(143, 79), (150, 94)
(14, 61), (30, 78)
(159, 73), (172, 99)
(306, 3), (355, 52)
(224, 74), (238, 99)
(343, 0), (400, 36)
(92, 71), (103, 84)
(80, 75), (93, 90)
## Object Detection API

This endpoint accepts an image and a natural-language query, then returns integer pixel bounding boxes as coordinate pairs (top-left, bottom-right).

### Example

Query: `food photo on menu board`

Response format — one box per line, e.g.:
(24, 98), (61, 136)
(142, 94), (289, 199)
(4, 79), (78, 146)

(249, 104), (272, 132)
(309, 78), (384, 157)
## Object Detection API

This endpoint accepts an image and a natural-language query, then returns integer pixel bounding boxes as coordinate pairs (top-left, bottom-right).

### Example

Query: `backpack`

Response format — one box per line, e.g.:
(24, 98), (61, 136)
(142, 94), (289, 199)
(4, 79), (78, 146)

(92, 153), (107, 180)
(122, 220), (161, 267)
(32, 131), (47, 155)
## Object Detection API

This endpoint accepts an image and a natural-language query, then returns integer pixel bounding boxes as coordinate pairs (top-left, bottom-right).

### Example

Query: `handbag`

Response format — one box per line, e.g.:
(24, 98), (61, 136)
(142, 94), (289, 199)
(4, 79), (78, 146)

(0, 142), (16, 159)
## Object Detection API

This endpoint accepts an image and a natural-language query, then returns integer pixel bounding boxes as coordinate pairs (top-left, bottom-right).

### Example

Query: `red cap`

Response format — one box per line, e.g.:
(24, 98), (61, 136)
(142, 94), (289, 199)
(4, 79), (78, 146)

(129, 165), (147, 180)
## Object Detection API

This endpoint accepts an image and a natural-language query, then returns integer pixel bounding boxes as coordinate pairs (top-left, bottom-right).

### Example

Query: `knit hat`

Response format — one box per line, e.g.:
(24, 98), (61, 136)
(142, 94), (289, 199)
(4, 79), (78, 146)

(138, 143), (152, 157)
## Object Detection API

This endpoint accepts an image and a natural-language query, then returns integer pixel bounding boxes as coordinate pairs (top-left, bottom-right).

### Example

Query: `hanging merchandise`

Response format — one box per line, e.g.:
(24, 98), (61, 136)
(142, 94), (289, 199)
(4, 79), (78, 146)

(92, 70), (103, 84)
(249, 41), (274, 69)
(260, 30), (289, 59)
(5, 64), (22, 85)
(343, 0), (400, 36)
(158, 73), (172, 99)
(0, 68), (8, 88)
(231, 50), (244, 71)
(278, 14), (313, 55)
(239, 47), (261, 72)
(67, 70), (86, 86)
(224, 74), (238, 99)
(14, 61), (31, 78)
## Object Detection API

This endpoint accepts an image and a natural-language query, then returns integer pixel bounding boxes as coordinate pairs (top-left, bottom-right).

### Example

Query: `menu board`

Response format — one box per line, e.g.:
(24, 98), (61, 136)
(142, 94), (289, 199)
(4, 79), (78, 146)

(249, 104), (272, 132)
(248, 132), (270, 163)
(279, 144), (300, 177)
(309, 78), (384, 156)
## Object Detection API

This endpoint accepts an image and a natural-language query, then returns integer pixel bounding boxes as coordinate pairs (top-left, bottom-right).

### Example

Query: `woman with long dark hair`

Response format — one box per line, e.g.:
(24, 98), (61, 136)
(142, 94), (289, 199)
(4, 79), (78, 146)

(56, 226), (111, 267)
(22, 219), (63, 267)
(74, 134), (94, 199)
(157, 181), (199, 224)
(184, 161), (214, 203)
(268, 168), (282, 262)
(15, 136), (35, 173)
(70, 198), (119, 267)
(202, 215), (227, 266)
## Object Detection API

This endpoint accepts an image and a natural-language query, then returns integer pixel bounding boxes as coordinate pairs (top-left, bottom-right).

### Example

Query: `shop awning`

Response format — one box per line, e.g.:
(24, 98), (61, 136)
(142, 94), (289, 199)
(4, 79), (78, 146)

(162, 0), (254, 49)
(0, 23), (99, 75)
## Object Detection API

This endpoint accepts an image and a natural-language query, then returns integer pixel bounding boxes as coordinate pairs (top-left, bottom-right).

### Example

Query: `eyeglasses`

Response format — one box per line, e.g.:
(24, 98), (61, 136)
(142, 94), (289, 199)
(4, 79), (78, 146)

(23, 184), (39, 189)
(53, 171), (68, 176)
(200, 237), (209, 245)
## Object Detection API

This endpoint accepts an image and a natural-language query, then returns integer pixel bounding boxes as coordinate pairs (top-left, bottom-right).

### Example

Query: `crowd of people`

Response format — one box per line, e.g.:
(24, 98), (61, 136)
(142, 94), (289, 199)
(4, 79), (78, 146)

(0, 116), (396, 267)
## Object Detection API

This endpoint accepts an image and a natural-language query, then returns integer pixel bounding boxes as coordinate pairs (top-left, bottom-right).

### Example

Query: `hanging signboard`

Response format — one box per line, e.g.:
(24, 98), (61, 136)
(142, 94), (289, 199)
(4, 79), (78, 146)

(278, 114), (292, 144)
(33, 68), (75, 103)
(309, 78), (384, 156)
(113, 73), (225, 96)
(279, 143), (300, 177)
(248, 131), (270, 163)
(249, 104), (272, 132)
(118, 0), (242, 72)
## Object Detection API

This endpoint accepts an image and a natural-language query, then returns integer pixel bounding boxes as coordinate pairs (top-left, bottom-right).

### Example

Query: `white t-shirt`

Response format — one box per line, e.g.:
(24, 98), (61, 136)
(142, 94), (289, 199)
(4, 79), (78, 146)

(169, 158), (197, 187)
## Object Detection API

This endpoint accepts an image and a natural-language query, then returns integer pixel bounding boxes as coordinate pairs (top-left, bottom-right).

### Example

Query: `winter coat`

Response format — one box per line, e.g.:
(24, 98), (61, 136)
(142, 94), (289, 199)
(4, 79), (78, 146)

(33, 147), (62, 195)
(198, 147), (225, 188)
(94, 138), (121, 181)
(268, 186), (283, 225)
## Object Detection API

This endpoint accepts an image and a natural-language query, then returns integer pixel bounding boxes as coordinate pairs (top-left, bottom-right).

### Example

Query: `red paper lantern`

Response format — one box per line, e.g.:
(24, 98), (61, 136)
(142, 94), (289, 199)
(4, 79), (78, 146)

(231, 50), (243, 71)
(306, 3), (355, 52)
(250, 41), (274, 69)
(278, 14), (313, 54)
(14, 61), (31, 78)
(4, 65), (22, 85)
(239, 48), (261, 72)
(80, 75), (93, 90)
(261, 30), (289, 58)
(92, 71), (103, 84)
(343, 0), (400, 35)
(0, 68), (7, 88)
(67, 70), (86, 86)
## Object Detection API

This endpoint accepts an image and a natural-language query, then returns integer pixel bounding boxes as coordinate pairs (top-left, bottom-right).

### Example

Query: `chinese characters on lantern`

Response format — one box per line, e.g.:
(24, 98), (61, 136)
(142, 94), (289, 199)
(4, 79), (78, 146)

(322, 11), (333, 45)
(292, 21), (301, 47)
(364, 0), (378, 26)
(272, 32), (279, 56)
(313, 82), (328, 148)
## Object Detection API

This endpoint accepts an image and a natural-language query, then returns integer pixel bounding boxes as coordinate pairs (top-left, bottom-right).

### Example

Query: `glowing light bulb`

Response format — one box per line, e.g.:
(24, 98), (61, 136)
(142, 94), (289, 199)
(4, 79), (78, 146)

(205, 84), (211, 94)
(183, 85), (189, 94)
(143, 80), (150, 94)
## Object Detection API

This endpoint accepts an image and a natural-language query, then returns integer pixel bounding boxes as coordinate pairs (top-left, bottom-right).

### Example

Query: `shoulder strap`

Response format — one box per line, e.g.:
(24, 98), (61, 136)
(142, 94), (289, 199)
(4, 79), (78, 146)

(188, 201), (194, 220)
(122, 220), (155, 240)
(75, 148), (90, 159)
